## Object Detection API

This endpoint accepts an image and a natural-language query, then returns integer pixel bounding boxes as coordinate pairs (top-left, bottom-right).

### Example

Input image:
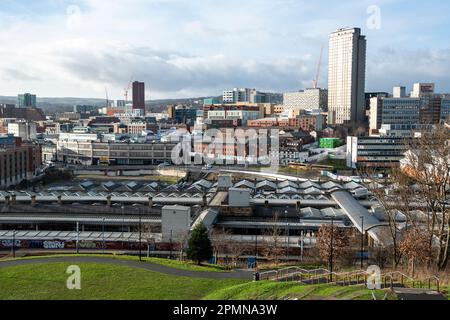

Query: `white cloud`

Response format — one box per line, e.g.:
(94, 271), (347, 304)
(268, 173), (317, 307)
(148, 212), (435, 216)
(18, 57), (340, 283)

(0, 0), (448, 98)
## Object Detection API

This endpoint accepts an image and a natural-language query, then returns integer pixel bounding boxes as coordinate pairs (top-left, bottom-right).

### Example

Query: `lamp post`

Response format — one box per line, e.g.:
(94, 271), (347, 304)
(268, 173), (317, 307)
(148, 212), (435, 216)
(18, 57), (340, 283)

(254, 233), (258, 266)
(169, 230), (173, 260)
(138, 209), (142, 262)
(329, 217), (334, 283)
(121, 203), (125, 249)
(285, 208), (289, 262)
(76, 222), (80, 254)
(300, 230), (304, 262)
(12, 230), (16, 259)
(360, 216), (364, 269)
(102, 217), (106, 254)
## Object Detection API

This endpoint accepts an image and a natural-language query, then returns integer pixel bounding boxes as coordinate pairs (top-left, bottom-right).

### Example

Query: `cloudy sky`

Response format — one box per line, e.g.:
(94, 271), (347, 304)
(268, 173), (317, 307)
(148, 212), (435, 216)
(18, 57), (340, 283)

(0, 0), (449, 99)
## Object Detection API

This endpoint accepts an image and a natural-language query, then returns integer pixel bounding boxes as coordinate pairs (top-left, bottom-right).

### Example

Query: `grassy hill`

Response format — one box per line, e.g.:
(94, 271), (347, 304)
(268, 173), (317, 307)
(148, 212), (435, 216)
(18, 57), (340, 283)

(0, 262), (244, 300)
(3, 256), (443, 300)
(204, 281), (394, 300)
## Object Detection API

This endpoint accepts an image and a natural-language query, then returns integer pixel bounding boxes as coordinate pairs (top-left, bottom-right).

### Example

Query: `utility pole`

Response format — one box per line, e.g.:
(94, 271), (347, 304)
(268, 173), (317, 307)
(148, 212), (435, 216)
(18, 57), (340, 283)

(360, 216), (364, 269)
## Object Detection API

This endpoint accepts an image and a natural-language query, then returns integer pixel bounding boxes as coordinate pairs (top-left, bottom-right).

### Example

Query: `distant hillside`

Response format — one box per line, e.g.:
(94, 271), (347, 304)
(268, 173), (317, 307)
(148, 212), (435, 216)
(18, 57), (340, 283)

(0, 93), (282, 114)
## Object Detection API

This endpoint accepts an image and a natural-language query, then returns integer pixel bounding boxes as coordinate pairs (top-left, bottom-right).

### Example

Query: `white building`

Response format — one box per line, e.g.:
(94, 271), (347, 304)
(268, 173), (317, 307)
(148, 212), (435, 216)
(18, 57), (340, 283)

(328, 27), (366, 125)
(8, 122), (37, 140)
(223, 88), (267, 104)
(161, 205), (191, 242)
(207, 109), (260, 125)
(283, 88), (328, 113)
(411, 83), (435, 98)
(393, 86), (407, 98)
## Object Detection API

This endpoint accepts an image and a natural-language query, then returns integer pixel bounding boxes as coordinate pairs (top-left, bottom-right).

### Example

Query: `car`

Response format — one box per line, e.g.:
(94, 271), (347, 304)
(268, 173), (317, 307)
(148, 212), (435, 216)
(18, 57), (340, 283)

(203, 164), (213, 170)
(157, 162), (171, 168)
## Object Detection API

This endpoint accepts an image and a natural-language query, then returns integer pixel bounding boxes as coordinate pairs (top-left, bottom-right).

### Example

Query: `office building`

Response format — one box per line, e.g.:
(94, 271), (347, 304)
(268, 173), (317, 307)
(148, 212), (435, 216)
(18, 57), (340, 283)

(346, 136), (411, 169)
(132, 81), (145, 113)
(18, 93), (37, 108)
(393, 86), (407, 98)
(56, 133), (176, 166)
(440, 99), (450, 121)
(381, 98), (421, 126)
(0, 135), (42, 187)
(328, 28), (367, 125)
(7, 122), (37, 141)
(223, 88), (268, 104)
(173, 106), (198, 125)
(203, 97), (220, 105)
(369, 97), (383, 133)
(0, 104), (46, 122)
(411, 83), (435, 98)
(283, 88), (328, 114)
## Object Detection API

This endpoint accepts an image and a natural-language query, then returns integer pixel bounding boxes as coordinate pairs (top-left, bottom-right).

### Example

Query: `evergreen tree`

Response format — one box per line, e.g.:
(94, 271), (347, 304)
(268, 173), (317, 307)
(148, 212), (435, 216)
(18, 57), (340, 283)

(187, 223), (213, 265)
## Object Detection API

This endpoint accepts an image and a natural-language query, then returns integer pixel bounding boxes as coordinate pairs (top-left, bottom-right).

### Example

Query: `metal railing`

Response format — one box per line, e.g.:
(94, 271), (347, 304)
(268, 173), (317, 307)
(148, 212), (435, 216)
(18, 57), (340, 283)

(258, 267), (441, 292)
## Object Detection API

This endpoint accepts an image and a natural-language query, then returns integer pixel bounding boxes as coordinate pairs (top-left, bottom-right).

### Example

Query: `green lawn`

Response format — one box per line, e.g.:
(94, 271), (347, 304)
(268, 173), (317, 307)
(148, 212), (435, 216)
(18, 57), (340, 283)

(204, 281), (395, 300)
(0, 262), (245, 300)
(5, 254), (227, 273)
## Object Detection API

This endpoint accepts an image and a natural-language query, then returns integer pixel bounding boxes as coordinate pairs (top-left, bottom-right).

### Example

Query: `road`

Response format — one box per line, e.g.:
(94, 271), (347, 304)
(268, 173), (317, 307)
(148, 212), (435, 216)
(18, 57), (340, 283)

(0, 256), (253, 280)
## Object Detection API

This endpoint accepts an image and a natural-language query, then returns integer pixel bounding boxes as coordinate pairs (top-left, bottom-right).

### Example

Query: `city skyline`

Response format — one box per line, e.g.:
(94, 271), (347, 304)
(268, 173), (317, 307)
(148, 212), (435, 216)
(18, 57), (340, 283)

(0, 0), (449, 100)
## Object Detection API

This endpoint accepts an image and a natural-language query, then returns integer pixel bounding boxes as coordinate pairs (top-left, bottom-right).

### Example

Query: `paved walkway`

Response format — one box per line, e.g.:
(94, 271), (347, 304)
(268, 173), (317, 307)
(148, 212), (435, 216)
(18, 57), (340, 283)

(0, 256), (253, 280)
(393, 288), (447, 300)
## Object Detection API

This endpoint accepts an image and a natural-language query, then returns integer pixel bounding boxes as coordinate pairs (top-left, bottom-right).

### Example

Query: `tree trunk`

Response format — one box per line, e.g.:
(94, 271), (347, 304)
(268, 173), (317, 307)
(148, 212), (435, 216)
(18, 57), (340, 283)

(438, 224), (449, 270)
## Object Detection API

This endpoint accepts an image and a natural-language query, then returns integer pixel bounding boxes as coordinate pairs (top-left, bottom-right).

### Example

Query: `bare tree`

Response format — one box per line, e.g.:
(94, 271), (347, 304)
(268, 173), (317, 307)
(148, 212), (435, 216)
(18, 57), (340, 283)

(227, 238), (246, 268)
(362, 124), (450, 271)
(400, 227), (431, 277)
(177, 231), (191, 261)
(363, 168), (414, 268)
(210, 229), (232, 263)
(262, 212), (284, 265)
(402, 124), (450, 270)
(317, 224), (350, 268)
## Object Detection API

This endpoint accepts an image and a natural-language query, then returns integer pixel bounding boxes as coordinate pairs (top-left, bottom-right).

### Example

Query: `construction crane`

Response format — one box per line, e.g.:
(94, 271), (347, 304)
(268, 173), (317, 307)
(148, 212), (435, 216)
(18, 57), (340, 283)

(124, 79), (133, 104)
(105, 87), (110, 107)
(312, 46), (324, 89)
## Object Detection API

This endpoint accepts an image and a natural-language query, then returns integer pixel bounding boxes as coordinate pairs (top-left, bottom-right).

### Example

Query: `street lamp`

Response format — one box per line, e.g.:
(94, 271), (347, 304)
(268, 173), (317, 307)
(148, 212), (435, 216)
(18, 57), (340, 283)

(102, 217), (106, 254)
(285, 208), (289, 262)
(254, 233), (258, 267)
(12, 229), (16, 259)
(138, 209), (142, 262)
(169, 230), (173, 260)
(121, 203), (125, 249)
(360, 216), (364, 269)
(76, 222), (80, 254)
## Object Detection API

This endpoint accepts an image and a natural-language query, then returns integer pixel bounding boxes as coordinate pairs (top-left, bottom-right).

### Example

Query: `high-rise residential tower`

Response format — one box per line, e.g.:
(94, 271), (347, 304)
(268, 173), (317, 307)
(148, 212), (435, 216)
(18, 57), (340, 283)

(132, 81), (145, 114)
(328, 28), (367, 125)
